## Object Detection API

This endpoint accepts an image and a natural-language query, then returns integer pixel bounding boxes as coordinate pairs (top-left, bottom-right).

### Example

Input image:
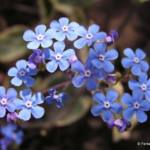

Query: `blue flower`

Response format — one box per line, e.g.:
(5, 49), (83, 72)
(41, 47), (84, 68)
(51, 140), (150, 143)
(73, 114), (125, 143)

(0, 124), (24, 145)
(44, 42), (75, 73)
(0, 86), (17, 118)
(128, 73), (150, 99)
(8, 60), (37, 87)
(50, 17), (79, 41)
(91, 90), (122, 122)
(45, 88), (68, 108)
(28, 49), (44, 69)
(121, 48), (149, 75)
(71, 59), (105, 91)
(74, 24), (106, 49)
(122, 91), (150, 123)
(90, 43), (118, 73)
(23, 24), (54, 49)
(14, 89), (45, 121)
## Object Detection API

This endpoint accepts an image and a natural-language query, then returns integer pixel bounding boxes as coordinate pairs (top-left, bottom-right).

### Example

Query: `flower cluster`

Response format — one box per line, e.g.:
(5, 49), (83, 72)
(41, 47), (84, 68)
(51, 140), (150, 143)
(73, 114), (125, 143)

(0, 16), (149, 137)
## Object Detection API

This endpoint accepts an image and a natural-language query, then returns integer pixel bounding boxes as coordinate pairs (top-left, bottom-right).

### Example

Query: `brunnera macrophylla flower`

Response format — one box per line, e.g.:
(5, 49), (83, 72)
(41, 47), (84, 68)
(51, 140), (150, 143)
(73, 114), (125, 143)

(44, 42), (76, 73)
(14, 89), (45, 121)
(74, 24), (106, 49)
(91, 90), (122, 122)
(121, 48), (149, 76)
(122, 91), (150, 123)
(23, 24), (54, 49)
(8, 60), (37, 87)
(90, 43), (118, 73)
(50, 17), (79, 41)
(0, 86), (17, 118)
(128, 73), (150, 99)
(45, 88), (68, 108)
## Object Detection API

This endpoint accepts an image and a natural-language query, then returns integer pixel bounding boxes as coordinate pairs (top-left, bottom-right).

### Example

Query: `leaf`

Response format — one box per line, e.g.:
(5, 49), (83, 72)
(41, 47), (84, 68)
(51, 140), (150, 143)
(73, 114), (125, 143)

(23, 96), (92, 129)
(0, 26), (29, 63)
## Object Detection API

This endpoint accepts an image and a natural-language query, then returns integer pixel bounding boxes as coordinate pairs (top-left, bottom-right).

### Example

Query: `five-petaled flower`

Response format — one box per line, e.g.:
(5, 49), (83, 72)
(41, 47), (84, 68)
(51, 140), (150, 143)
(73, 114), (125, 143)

(91, 90), (122, 122)
(74, 24), (106, 49)
(90, 43), (118, 73)
(23, 24), (54, 49)
(44, 42), (76, 73)
(0, 86), (17, 118)
(121, 48), (149, 75)
(50, 17), (79, 41)
(15, 89), (45, 121)
(8, 60), (37, 87)
(128, 73), (150, 99)
(122, 91), (150, 123)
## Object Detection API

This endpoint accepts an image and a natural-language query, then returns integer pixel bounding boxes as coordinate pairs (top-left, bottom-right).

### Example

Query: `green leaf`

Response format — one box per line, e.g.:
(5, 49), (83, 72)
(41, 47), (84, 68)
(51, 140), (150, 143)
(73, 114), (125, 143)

(0, 26), (28, 63)
(23, 96), (92, 129)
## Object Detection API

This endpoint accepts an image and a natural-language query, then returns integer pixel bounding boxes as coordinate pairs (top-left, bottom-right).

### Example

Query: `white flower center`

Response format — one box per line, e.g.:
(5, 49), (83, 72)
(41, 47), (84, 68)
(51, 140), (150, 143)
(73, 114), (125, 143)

(98, 54), (105, 61)
(36, 34), (44, 41)
(140, 84), (147, 91)
(55, 53), (62, 61)
(86, 33), (93, 39)
(62, 25), (68, 32)
(104, 101), (111, 109)
(0, 97), (8, 106)
(133, 57), (139, 64)
(133, 102), (140, 109)
(84, 70), (91, 77)
(25, 100), (32, 108)
(18, 69), (26, 77)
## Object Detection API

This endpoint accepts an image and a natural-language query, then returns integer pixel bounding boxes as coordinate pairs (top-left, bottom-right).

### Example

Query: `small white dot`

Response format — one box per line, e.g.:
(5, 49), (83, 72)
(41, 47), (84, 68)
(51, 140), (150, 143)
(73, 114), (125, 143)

(62, 25), (68, 32)
(98, 54), (105, 61)
(104, 101), (111, 109)
(133, 57), (139, 64)
(0, 98), (8, 106)
(86, 33), (93, 39)
(36, 34), (44, 41)
(55, 53), (62, 61)
(84, 70), (91, 77)
(25, 100), (32, 108)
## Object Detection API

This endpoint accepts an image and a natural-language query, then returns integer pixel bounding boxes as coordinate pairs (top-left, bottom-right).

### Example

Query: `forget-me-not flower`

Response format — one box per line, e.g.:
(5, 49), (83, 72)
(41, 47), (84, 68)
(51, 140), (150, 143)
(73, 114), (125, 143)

(128, 73), (150, 99)
(44, 42), (75, 73)
(91, 90), (122, 122)
(50, 17), (79, 41)
(122, 91), (150, 123)
(23, 24), (54, 49)
(121, 48), (149, 75)
(8, 60), (37, 87)
(0, 86), (17, 118)
(15, 89), (45, 121)
(90, 43), (118, 73)
(74, 24), (106, 49)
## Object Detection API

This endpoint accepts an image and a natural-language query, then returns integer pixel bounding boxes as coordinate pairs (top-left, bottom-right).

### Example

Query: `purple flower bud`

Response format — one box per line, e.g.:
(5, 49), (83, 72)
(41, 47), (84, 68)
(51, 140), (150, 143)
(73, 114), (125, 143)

(106, 74), (117, 84)
(28, 49), (43, 69)
(6, 112), (18, 123)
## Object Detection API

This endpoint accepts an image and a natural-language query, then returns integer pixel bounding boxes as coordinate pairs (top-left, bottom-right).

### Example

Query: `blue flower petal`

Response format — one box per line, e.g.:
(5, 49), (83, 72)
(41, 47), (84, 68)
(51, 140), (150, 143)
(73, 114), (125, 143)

(77, 26), (87, 36)
(24, 77), (35, 87)
(128, 80), (139, 90)
(103, 61), (114, 73)
(121, 58), (132, 68)
(92, 59), (103, 69)
(122, 93), (132, 105)
(136, 110), (147, 123)
(50, 20), (60, 30)
(8, 67), (18, 77)
(123, 108), (134, 121)
(23, 30), (35, 41)
(18, 109), (31, 121)
(55, 32), (65, 41)
(59, 17), (69, 26)
(139, 73), (147, 83)
(16, 60), (27, 70)
(59, 59), (70, 71)
(11, 77), (22, 86)
(105, 49), (118, 60)
(91, 105), (103, 116)
(88, 24), (99, 34)
(41, 39), (52, 48)
(111, 103), (122, 113)
(106, 90), (118, 102)
(20, 89), (32, 100)
(94, 43), (106, 54)
(72, 75), (85, 88)
(140, 100), (150, 111)
(102, 110), (113, 122)
(140, 61), (149, 72)
(32, 106), (45, 119)
(46, 60), (58, 73)
(54, 42), (65, 53)
(45, 29), (55, 38)
(124, 48), (135, 58)
(71, 61), (85, 73)
(63, 49), (75, 59)
(135, 48), (146, 60)
(6, 88), (17, 99)
(93, 93), (105, 103)
(131, 65), (141, 75)
(74, 38), (86, 49)
(0, 86), (6, 97)
(7, 103), (16, 112)
(32, 92), (44, 105)
(86, 78), (97, 90)
(66, 30), (78, 41)
(27, 40), (40, 49)
(0, 106), (6, 118)
(35, 24), (46, 34)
